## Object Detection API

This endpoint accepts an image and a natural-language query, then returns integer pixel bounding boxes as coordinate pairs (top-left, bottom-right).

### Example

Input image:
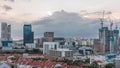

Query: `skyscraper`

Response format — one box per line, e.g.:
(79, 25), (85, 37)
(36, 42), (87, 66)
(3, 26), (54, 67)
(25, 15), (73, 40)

(23, 24), (34, 45)
(44, 32), (54, 42)
(1, 22), (11, 41)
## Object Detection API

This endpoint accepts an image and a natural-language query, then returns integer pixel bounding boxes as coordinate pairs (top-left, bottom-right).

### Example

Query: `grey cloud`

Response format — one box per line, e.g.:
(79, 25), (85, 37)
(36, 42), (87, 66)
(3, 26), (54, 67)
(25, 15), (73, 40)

(19, 0), (31, 2)
(80, 10), (87, 13)
(0, 10), (119, 39)
(4, 0), (15, 2)
(2, 5), (12, 11)
(83, 11), (112, 16)
(3, 0), (31, 2)
(32, 10), (102, 38)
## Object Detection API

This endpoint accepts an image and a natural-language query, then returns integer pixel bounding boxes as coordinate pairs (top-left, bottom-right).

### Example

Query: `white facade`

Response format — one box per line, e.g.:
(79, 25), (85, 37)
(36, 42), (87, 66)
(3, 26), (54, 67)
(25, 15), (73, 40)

(23, 53), (44, 58)
(58, 49), (72, 57)
(43, 42), (59, 55)
(15, 40), (24, 46)
(43, 42), (73, 57)
(26, 43), (36, 49)
(17, 65), (32, 68)
(2, 47), (13, 52)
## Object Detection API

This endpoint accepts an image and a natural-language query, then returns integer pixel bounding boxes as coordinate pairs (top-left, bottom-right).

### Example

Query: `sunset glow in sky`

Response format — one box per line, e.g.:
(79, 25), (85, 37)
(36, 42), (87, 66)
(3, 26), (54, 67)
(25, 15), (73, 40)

(0, 0), (120, 23)
(0, 0), (120, 40)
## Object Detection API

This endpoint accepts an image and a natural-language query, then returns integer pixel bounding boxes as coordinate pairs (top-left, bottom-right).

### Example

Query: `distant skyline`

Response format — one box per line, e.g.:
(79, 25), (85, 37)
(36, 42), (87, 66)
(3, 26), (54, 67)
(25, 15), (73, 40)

(0, 0), (120, 40)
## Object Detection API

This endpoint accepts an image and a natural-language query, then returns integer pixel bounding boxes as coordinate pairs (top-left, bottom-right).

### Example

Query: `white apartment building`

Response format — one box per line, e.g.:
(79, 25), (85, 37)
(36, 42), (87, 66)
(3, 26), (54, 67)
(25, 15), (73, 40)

(43, 42), (73, 57)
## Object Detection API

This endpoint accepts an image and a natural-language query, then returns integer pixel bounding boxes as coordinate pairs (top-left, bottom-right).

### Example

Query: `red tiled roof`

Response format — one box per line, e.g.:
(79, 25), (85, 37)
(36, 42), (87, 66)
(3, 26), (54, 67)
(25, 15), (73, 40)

(0, 54), (84, 68)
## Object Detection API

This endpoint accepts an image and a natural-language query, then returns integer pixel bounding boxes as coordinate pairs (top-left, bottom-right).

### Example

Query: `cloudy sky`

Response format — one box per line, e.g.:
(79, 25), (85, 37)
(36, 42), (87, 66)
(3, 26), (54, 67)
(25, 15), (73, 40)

(0, 0), (120, 40)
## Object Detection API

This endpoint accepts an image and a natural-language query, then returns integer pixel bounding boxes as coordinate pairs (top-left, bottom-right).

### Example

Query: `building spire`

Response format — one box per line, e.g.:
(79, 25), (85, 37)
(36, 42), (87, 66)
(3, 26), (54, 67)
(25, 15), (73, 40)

(100, 10), (105, 28)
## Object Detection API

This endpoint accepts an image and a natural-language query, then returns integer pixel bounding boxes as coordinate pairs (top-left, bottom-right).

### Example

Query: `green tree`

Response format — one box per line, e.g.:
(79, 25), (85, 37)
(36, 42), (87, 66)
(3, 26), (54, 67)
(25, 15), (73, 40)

(11, 56), (19, 60)
(90, 61), (99, 68)
(105, 63), (114, 68)
(85, 58), (90, 63)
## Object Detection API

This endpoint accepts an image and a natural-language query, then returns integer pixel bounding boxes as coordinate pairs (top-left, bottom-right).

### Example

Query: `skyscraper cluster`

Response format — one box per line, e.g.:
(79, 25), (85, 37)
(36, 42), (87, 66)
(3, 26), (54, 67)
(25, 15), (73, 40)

(0, 21), (119, 54)
(1, 23), (34, 47)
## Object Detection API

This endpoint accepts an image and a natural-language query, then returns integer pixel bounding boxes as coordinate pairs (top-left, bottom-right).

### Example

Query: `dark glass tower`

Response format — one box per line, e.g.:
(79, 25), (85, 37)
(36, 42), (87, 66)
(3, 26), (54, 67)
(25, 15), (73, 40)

(23, 24), (34, 45)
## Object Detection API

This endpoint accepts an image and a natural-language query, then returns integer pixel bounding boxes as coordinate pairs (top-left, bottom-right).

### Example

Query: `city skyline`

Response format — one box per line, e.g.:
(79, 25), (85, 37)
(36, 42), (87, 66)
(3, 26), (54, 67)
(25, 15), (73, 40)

(0, 0), (120, 40)
(0, 1), (120, 68)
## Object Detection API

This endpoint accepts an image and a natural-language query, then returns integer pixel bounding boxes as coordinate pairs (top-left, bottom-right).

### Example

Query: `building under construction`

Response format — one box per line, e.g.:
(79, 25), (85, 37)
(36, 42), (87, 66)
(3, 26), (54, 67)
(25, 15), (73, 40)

(99, 12), (119, 54)
(99, 17), (119, 54)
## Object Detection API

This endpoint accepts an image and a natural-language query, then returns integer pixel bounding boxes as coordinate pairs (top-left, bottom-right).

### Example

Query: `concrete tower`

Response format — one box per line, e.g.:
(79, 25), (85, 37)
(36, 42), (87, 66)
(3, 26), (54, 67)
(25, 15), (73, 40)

(1, 22), (11, 41)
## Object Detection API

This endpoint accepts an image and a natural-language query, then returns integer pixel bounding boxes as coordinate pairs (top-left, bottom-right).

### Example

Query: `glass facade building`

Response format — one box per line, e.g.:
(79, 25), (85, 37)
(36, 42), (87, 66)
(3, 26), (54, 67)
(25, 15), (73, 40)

(23, 24), (34, 45)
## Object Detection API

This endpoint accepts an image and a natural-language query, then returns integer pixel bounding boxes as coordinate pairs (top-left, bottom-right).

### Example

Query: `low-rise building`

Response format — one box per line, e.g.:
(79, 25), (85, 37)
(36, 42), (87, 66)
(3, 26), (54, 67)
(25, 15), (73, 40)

(43, 42), (74, 57)
(78, 46), (94, 56)
(26, 43), (36, 50)
(49, 48), (73, 57)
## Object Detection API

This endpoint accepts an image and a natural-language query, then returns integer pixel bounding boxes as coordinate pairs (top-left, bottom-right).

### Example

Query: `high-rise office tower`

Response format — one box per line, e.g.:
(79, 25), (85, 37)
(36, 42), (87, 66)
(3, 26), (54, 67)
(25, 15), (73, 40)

(1, 22), (11, 41)
(44, 32), (54, 42)
(23, 24), (34, 45)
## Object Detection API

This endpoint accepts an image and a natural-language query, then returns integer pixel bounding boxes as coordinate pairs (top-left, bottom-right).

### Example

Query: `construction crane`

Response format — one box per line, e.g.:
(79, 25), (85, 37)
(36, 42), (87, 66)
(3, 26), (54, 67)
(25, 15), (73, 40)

(109, 18), (113, 31)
